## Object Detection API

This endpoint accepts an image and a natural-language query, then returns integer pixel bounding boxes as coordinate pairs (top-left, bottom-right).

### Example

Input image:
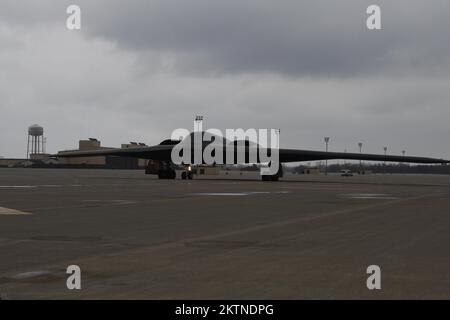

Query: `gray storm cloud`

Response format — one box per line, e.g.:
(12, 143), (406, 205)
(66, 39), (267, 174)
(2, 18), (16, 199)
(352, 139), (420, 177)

(65, 0), (450, 76)
(3, 0), (450, 76)
(0, 0), (449, 159)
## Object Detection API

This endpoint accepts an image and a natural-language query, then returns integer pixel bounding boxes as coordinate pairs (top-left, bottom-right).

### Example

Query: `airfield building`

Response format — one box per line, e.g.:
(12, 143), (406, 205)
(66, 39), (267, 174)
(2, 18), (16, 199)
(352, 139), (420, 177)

(57, 139), (148, 169)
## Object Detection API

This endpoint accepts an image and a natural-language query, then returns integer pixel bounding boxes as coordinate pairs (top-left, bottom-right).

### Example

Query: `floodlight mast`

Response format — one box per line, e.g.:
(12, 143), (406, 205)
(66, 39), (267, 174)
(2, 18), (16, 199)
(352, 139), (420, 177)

(324, 137), (330, 175)
(358, 142), (363, 172)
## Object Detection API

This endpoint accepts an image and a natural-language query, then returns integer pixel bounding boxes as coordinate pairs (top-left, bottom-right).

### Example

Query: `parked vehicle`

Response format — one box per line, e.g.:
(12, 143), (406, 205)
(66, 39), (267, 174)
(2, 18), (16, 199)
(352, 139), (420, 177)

(340, 169), (353, 177)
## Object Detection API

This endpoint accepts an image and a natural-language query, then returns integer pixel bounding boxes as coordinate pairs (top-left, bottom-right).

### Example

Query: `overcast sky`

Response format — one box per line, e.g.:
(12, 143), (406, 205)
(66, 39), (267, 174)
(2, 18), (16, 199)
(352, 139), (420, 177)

(1, 0), (449, 159)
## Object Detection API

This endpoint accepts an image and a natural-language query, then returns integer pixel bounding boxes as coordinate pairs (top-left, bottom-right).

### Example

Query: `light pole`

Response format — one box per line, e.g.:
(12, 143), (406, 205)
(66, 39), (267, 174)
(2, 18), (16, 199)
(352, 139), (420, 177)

(401, 150), (406, 167)
(194, 115), (203, 132)
(383, 146), (387, 168)
(324, 137), (330, 175)
(358, 142), (363, 173)
(276, 129), (281, 149)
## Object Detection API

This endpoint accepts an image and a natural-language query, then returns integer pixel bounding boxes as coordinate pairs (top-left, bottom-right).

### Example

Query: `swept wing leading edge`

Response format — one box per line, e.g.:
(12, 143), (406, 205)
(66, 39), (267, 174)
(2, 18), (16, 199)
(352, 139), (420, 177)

(56, 145), (450, 164)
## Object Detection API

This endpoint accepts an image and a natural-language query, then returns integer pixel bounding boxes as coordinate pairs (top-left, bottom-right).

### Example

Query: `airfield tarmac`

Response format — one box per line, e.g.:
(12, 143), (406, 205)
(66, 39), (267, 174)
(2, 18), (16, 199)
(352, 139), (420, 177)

(0, 168), (450, 299)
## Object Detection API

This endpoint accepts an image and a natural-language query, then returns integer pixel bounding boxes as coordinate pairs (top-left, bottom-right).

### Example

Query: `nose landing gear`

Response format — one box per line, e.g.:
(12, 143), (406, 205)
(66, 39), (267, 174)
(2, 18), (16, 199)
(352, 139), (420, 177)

(181, 165), (193, 180)
(181, 171), (193, 180)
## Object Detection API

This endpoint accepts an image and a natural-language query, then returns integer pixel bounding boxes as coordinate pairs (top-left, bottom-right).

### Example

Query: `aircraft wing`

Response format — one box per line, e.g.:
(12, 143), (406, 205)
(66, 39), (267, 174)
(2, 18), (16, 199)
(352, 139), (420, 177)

(55, 145), (173, 161)
(279, 149), (450, 164)
(55, 144), (450, 165)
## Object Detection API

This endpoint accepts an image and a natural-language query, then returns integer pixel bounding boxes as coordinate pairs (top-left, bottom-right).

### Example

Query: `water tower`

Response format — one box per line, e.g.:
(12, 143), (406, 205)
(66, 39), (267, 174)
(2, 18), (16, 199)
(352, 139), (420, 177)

(27, 124), (46, 159)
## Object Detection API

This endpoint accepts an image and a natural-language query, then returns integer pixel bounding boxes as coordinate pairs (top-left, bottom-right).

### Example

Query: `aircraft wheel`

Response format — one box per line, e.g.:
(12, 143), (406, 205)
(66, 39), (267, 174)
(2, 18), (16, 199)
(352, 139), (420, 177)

(158, 171), (167, 179)
(262, 175), (279, 181)
(181, 172), (187, 180)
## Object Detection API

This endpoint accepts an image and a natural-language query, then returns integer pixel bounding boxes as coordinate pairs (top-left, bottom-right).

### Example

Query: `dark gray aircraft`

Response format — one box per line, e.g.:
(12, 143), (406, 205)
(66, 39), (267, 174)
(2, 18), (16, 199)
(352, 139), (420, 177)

(56, 132), (449, 181)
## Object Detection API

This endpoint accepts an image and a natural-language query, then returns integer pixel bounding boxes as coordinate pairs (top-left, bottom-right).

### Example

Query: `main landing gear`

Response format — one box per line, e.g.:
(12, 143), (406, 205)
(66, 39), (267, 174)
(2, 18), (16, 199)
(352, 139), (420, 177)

(261, 164), (283, 182)
(157, 169), (176, 180)
(181, 165), (193, 180)
(145, 160), (176, 179)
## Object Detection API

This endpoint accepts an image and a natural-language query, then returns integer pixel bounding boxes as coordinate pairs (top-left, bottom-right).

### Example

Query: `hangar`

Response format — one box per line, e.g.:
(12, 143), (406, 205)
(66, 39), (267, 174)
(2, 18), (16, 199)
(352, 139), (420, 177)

(57, 138), (148, 169)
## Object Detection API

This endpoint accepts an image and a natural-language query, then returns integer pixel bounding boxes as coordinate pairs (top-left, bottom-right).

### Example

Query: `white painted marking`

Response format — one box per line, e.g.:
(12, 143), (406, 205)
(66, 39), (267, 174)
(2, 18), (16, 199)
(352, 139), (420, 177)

(0, 185), (61, 188)
(192, 191), (291, 196)
(11, 270), (51, 280)
(193, 193), (249, 196)
(0, 207), (31, 215)
(82, 200), (137, 205)
(342, 193), (399, 200)
(352, 196), (398, 199)
(0, 185), (77, 189)
(0, 186), (36, 188)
